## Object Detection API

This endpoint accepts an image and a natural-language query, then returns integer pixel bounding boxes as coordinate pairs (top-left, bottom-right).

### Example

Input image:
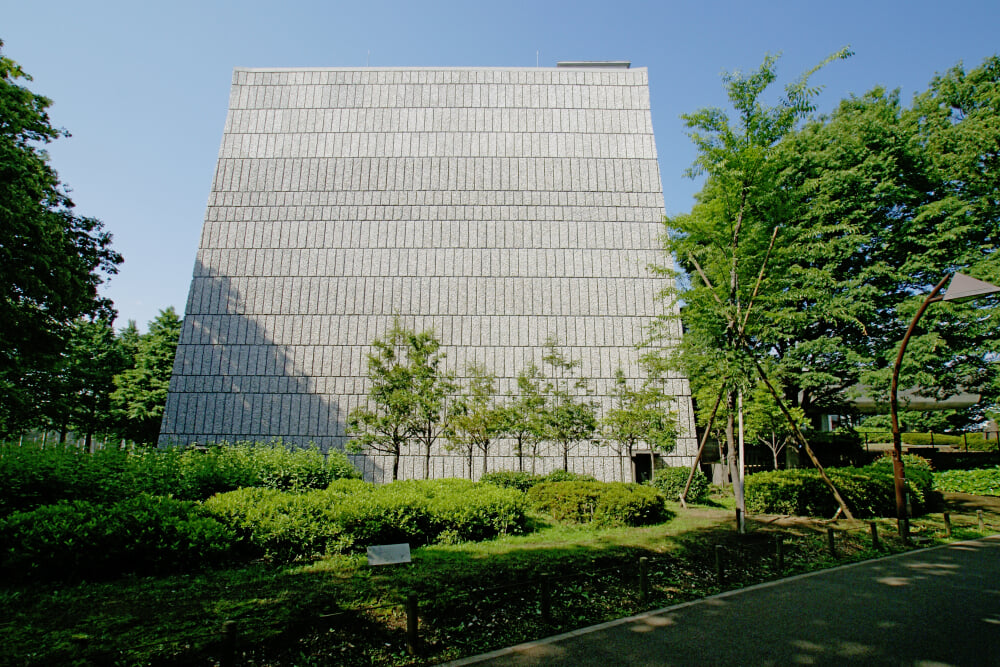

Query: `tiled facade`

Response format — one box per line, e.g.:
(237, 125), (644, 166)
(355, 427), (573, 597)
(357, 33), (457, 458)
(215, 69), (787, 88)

(160, 65), (696, 482)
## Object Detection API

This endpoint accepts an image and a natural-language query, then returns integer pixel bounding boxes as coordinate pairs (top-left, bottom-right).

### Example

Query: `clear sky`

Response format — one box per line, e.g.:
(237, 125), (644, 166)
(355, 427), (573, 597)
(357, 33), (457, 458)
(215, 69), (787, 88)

(3, 0), (998, 331)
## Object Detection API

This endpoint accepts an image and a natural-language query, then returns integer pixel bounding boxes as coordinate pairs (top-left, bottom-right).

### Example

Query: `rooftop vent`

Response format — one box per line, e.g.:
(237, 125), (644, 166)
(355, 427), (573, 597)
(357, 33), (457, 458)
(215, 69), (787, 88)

(557, 61), (631, 69)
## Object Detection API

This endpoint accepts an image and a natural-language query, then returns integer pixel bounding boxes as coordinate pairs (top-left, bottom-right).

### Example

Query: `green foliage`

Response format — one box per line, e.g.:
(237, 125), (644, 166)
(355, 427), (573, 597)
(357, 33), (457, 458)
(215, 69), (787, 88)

(934, 467), (1000, 495)
(538, 338), (598, 471)
(0, 442), (361, 515)
(0, 41), (123, 437)
(347, 322), (453, 481)
(480, 470), (542, 492)
(541, 469), (597, 483)
(649, 466), (710, 503)
(111, 307), (182, 444)
(601, 367), (677, 480)
(0, 494), (237, 582)
(203, 478), (529, 560)
(745, 455), (937, 518)
(527, 481), (669, 527)
(446, 364), (506, 478)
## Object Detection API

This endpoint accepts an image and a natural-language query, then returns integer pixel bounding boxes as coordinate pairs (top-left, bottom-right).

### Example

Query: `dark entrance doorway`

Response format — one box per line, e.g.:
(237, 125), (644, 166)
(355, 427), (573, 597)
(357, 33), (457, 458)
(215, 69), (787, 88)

(632, 452), (658, 483)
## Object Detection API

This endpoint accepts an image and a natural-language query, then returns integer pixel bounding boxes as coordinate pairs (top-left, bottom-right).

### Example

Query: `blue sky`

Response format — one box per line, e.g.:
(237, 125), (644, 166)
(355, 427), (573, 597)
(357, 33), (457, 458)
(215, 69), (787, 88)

(4, 0), (999, 330)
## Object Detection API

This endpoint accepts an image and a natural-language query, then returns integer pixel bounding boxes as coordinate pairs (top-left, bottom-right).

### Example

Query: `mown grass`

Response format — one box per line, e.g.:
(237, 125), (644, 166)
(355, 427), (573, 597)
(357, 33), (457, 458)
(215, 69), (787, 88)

(2, 494), (995, 666)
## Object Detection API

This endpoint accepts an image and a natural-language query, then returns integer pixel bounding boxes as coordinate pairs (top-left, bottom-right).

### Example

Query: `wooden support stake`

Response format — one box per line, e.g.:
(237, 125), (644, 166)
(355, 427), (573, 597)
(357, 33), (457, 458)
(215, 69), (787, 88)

(943, 512), (952, 538)
(406, 594), (419, 656)
(639, 557), (650, 603)
(220, 620), (237, 667)
(775, 535), (784, 571)
(978, 510), (985, 533)
(899, 518), (910, 543)
(540, 576), (552, 623)
(715, 545), (724, 585)
(827, 527), (836, 558)
(870, 522), (880, 551)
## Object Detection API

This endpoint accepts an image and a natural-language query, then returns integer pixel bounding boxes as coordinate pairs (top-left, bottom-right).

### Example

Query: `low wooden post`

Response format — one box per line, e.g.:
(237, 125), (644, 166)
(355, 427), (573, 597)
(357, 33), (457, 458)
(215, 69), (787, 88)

(540, 576), (552, 623)
(774, 535), (784, 571)
(899, 518), (910, 542)
(943, 512), (952, 538)
(978, 510), (985, 533)
(827, 528), (836, 558)
(220, 620), (237, 667)
(639, 557), (650, 603)
(869, 522), (880, 551)
(406, 594), (419, 656)
(715, 545), (724, 585)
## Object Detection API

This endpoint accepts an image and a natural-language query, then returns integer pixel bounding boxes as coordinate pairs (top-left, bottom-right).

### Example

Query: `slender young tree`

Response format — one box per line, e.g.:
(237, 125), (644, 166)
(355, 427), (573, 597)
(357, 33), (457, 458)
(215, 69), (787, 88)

(602, 367), (677, 482)
(539, 338), (597, 472)
(347, 323), (420, 481)
(408, 329), (455, 479)
(446, 363), (506, 478)
(502, 363), (547, 473)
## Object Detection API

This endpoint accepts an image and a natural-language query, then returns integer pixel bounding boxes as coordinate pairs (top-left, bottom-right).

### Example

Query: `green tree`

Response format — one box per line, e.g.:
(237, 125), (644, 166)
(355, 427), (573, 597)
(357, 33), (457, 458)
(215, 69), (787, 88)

(407, 329), (455, 479)
(602, 367), (677, 482)
(446, 364), (506, 478)
(743, 379), (805, 470)
(0, 41), (122, 436)
(657, 49), (854, 520)
(347, 322), (452, 481)
(502, 363), (547, 473)
(539, 338), (597, 472)
(111, 308), (182, 445)
(41, 317), (127, 450)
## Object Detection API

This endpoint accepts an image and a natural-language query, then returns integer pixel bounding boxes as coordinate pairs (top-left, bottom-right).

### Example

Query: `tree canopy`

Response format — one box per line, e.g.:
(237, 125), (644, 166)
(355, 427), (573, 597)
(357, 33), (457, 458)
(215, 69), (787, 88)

(0, 41), (122, 436)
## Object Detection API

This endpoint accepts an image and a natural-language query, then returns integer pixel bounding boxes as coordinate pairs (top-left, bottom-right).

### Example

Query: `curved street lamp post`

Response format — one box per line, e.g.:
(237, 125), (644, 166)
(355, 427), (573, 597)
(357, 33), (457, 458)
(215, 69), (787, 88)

(890, 273), (1000, 535)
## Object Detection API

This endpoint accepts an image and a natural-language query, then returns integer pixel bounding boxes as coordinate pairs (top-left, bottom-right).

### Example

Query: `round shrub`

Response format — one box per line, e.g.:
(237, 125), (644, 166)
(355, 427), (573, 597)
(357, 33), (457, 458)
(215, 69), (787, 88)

(0, 494), (238, 582)
(542, 470), (597, 483)
(480, 470), (543, 492)
(528, 481), (669, 527)
(649, 466), (710, 503)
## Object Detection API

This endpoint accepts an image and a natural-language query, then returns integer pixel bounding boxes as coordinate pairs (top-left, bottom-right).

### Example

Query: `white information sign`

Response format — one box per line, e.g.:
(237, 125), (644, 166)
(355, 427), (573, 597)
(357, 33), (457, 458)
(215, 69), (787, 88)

(367, 543), (412, 566)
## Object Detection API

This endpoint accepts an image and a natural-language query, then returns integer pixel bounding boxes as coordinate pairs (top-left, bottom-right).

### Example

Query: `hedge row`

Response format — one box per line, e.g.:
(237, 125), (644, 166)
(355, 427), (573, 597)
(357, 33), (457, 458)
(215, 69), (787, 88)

(0, 442), (361, 515)
(526, 481), (670, 527)
(745, 455), (938, 518)
(479, 470), (597, 492)
(203, 478), (529, 561)
(649, 467), (710, 503)
(0, 495), (239, 582)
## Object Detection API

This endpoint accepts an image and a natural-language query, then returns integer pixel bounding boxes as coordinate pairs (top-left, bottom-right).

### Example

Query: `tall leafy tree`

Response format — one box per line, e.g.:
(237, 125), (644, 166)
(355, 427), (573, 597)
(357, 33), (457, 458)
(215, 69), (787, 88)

(0, 41), (122, 436)
(656, 49), (854, 520)
(768, 56), (1000, 425)
(539, 338), (597, 472)
(111, 307), (182, 445)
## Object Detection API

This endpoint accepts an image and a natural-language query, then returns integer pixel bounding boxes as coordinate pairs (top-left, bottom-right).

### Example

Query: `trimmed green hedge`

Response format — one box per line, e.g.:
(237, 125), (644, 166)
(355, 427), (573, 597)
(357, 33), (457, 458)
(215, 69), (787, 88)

(649, 466), (710, 503)
(526, 481), (669, 527)
(745, 455), (938, 518)
(0, 442), (361, 515)
(0, 495), (239, 582)
(203, 478), (529, 560)
(934, 467), (1000, 495)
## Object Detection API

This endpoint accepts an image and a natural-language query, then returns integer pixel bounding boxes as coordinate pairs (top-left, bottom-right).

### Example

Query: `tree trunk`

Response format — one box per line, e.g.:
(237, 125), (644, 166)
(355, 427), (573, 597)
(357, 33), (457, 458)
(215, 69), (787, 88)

(85, 431), (94, 454)
(649, 450), (655, 483)
(516, 436), (524, 472)
(423, 443), (431, 479)
(562, 443), (568, 471)
(481, 445), (488, 478)
(726, 393), (745, 531)
(392, 451), (400, 481)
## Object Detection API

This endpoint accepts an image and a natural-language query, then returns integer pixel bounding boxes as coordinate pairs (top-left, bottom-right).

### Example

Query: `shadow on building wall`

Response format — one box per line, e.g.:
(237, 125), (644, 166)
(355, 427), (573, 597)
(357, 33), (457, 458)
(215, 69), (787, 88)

(158, 259), (382, 481)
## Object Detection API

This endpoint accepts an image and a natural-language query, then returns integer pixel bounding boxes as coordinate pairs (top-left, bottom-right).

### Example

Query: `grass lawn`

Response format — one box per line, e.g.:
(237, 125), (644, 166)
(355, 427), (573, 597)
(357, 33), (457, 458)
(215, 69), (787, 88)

(1, 493), (995, 666)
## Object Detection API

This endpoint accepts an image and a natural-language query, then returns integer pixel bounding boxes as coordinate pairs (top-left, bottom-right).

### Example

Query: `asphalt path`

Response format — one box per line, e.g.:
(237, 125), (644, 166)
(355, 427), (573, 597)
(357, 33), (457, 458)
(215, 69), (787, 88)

(447, 536), (1000, 666)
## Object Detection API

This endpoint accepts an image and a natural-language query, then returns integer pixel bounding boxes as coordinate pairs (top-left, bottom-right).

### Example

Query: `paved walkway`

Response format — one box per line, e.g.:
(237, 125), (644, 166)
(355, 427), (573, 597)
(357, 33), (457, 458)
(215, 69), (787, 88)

(446, 536), (1000, 666)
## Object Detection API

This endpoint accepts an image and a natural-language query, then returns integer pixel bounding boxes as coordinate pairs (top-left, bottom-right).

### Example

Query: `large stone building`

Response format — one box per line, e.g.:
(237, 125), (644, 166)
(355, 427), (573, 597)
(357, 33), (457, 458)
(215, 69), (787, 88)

(160, 62), (696, 482)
